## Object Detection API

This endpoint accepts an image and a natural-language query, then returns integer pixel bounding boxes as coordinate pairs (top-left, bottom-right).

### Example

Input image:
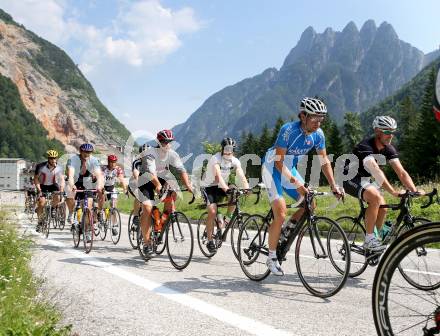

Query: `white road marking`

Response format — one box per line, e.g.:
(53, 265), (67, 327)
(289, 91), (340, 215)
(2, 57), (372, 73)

(21, 221), (293, 336)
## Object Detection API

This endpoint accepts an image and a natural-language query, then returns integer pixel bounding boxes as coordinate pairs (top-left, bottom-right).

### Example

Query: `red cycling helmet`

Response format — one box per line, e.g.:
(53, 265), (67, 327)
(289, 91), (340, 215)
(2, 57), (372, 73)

(107, 154), (117, 162)
(157, 129), (174, 142)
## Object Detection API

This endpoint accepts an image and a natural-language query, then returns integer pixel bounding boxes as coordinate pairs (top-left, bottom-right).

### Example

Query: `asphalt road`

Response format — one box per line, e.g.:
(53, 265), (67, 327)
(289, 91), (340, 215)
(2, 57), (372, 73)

(12, 208), (385, 336)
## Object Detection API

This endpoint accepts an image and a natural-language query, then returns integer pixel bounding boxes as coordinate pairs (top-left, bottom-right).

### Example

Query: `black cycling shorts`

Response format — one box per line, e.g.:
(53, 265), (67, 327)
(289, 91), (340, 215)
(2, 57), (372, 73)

(201, 186), (227, 205)
(343, 175), (376, 201)
(40, 184), (60, 195)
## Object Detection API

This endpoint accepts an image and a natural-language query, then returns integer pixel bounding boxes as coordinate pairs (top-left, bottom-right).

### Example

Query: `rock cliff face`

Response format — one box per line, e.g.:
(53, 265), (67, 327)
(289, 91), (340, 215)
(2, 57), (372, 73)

(174, 20), (433, 157)
(0, 9), (130, 153)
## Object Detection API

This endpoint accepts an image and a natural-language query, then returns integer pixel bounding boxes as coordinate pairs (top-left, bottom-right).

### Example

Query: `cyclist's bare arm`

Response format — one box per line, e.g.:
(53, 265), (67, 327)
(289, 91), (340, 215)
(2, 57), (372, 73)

(214, 164), (229, 192)
(389, 159), (417, 192)
(235, 166), (249, 189)
(34, 173), (41, 193)
(364, 158), (400, 196)
(180, 171), (193, 193)
(316, 149), (342, 195)
(274, 147), (307, 195)
(93, 168), (104, 190)
(67, 166), (76, 189)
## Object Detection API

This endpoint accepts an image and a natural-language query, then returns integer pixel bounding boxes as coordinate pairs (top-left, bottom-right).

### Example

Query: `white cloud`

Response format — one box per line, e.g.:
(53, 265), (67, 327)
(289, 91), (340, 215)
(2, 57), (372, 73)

(0, 0), (68, 43)
(0, 0), (202, 72)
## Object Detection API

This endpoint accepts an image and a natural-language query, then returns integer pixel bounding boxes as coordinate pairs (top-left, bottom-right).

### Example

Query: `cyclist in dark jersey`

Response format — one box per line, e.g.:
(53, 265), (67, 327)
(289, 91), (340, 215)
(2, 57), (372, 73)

(343, 116), (420, 253)
(65, 143), (104, 233)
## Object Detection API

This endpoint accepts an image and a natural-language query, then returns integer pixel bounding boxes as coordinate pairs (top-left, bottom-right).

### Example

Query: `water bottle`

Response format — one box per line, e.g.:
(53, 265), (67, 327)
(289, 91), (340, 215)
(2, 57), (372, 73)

(152, 206), (161, 232)
(280, 219), (296, 245)
(217, 213), (225, 228)
(380, 220), (393, 242)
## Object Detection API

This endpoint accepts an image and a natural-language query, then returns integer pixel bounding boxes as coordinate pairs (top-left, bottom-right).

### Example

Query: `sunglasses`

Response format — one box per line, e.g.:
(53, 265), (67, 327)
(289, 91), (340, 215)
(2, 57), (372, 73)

(380, 129), (396, 135)
(307, 115), (325, 122)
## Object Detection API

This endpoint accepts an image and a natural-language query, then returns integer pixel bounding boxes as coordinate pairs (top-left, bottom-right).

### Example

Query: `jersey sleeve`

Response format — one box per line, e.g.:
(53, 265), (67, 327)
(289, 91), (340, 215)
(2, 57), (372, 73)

(116, 166), (124, 177)
(232, 157), (242, 170)
(274, 123), (291, 149)
(170, 151), (186, 173)
(314, 129), (326, 151)
(384, 145), (399, 161)
(34, 162), (45, 176)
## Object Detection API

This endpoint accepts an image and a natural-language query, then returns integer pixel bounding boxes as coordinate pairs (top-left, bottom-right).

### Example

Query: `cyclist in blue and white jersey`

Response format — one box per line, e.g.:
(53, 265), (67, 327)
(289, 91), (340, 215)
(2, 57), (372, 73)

(262, 97), (343, 276)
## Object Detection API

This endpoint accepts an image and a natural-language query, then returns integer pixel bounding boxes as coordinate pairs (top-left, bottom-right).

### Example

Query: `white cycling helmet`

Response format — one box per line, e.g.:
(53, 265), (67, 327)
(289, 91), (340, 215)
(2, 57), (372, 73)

(372, 116), (397, 130)
(300, 97), (327, 115)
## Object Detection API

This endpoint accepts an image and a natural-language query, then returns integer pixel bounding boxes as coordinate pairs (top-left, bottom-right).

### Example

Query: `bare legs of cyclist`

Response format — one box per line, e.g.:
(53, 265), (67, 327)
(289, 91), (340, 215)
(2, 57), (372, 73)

(140, 202), (153, 256)
(363, 186), (387, 254)
(267, 197), (310, 276)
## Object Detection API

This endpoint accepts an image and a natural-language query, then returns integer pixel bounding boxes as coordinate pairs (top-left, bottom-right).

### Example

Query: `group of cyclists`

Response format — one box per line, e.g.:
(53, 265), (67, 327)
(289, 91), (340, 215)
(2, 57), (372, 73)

(24, 96), (427, 279)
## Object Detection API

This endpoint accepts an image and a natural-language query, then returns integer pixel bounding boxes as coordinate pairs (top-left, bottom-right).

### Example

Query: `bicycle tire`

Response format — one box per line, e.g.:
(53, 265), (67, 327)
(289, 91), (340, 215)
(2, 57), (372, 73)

(335, 216), (367, 277)
(197, 212), (218, 258)
(166, 211), (194, 270)
(72, 210), (81, 248)
(137, 223), (152, 261)
(57, 203), (66, 230)
(42, 207), (50, 238)
(397, 217), (439, 290)
(128, 210), (139, 249)
(110, 208), (122, 245)
(372, 222), (440, 336)
(82, 208), (93, 253)
(295, 217), (350, 298)
(99, 218), (107, 241)
(230, 212), (250, 260)
(237, 214), (271, 281)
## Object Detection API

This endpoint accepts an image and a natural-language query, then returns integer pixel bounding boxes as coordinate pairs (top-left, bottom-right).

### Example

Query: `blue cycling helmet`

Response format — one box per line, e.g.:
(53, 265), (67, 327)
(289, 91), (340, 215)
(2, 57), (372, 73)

(79, 143), (94, 152)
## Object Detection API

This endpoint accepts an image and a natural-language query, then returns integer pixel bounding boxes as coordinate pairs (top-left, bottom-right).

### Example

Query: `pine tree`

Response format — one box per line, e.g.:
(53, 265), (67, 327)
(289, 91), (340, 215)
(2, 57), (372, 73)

(397, 96), (420, 174)
(412, 69), (440, 181)
(343, 112), (364, 152)
(258, 124), (272, 158)
(270, 117), (285, 145)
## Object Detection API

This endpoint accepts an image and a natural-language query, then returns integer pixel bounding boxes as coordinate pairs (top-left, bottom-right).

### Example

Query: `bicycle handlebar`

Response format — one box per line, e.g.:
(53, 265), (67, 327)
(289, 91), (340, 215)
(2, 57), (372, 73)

(420, 188), (438, 209)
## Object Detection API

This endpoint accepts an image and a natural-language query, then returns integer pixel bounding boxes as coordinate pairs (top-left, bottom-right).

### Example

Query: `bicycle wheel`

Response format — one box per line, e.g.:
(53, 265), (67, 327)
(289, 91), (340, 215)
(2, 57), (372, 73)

(230, 213), (251, 260)
(57, 203), (66, 230)
(137, 223), (152, 261)
(397, 218), (440, 290)
(237, 214), (271, 281)
(110, 208), (122, 245)
(166, 211), (194, 270)
(128, 211), (139, 249)
(295, 217), (350, 298)
(197, 212), (217, 258)
(42, 207), (50, 238)
(82, 208), (94, 253)
(72, 210), (81, 248)
(99, 218), (107, 241)
(372, 222), (440, 336)
(155, 225), (167, 255)
(335, 216), (367, 277)
(93, 209), (100, 237)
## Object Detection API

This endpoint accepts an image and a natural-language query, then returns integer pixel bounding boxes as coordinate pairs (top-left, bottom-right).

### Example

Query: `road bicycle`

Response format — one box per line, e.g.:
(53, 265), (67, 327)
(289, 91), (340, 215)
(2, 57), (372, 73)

(336, 189), (437, 288)
(71, 189), (97, 254)
(197, 186), (260, 259)
(237, 187), (350, 298)
(137, 185), (195, 270)
(93, 191), (122, 244)
(372, 221), (440, 336)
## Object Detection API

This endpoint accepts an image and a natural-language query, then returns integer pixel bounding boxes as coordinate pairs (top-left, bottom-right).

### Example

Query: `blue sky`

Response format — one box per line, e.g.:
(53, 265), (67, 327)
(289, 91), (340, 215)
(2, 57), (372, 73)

(0, 0), (439, 136)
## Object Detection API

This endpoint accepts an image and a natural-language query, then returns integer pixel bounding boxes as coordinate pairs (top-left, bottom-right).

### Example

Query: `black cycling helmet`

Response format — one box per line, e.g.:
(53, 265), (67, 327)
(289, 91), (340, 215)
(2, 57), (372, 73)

(221, 137), (236, 149)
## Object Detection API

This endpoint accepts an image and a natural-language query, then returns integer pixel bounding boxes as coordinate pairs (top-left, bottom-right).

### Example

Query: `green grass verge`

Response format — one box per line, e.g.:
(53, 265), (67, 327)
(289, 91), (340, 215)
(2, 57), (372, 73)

(0, 210), (71, 335)
(115, 183), (440, 223)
